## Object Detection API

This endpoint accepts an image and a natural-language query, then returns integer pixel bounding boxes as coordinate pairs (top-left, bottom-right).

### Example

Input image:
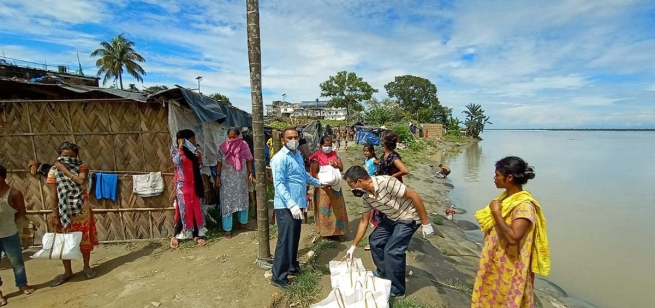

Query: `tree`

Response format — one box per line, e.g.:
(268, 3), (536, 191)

(246, 0), (270, 263)
(319, 71), (378, 124)
(384, 75), (447, 122)
(445, 116), (463, 136)
(209, 93), (232, 106)
(143, 85), (168, 94)
(462, 103), (492, 139)
(127, 84), (139, 92)
(91, 33), (146, 90)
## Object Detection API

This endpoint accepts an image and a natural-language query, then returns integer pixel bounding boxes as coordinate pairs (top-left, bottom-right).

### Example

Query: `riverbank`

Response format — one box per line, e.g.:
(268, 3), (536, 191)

(275, 138), (581, 308)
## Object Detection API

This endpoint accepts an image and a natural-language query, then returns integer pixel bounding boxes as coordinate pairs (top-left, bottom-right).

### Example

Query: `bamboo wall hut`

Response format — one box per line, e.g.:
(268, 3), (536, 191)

(421, 123), (445, 139)
(0, 79), (252, 243)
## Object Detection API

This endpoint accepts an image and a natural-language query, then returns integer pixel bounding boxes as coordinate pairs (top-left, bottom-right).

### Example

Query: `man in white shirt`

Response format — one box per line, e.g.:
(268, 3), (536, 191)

(343, 166), (434, 298)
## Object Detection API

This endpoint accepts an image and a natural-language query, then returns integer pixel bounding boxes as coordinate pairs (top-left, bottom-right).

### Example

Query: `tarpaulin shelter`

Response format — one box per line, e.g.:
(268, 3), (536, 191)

(0, 79), (251, 243)
(354, 125), (385, 146)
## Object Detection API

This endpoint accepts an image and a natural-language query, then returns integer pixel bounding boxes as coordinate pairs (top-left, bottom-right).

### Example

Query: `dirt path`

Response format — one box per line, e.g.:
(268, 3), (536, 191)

(0, 225), (301, 308)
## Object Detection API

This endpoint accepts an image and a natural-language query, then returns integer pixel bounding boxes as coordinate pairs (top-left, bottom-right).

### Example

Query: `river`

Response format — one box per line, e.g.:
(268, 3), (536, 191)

(443, 130), (655, 308)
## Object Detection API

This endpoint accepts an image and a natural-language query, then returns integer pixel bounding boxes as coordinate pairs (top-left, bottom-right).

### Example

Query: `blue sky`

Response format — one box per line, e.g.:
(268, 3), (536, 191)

(1, 0), (654, 128)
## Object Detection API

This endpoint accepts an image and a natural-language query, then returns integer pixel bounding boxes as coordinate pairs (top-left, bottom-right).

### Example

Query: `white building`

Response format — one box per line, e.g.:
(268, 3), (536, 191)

(265, 100), (347, 121)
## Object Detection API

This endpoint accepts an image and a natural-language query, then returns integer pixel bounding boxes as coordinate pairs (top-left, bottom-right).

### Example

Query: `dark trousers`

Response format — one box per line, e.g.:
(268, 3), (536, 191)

(271, 208), (302, 285)
(369, 216), (419, 295)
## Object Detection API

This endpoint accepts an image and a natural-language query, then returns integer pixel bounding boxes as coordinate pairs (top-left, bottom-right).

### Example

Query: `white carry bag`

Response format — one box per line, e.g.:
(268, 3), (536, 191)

(329, 257), (366, 276)
(330, 260), (368, 290)
(358, 275), (391, 308)
(311, 288), (384, 308)
(311, 288), (347, 308)
(31, 232), (83, 260)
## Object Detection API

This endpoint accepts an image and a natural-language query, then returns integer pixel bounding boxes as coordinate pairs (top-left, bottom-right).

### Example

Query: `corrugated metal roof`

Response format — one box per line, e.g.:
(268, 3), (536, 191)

(0, 78), (148, 102)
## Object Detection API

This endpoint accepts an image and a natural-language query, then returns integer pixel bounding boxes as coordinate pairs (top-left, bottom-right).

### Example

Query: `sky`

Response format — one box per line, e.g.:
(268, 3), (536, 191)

(1, 0), (654, 129)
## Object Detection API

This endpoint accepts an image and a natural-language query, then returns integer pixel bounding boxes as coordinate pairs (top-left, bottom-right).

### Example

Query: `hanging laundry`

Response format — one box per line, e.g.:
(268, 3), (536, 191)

(132, 172), (164, 198)
(95, 173), (118, 201)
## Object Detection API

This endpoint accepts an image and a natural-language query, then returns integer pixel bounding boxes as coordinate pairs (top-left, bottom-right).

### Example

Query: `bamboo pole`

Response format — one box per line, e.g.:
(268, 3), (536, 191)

(25, 103), (47, 211)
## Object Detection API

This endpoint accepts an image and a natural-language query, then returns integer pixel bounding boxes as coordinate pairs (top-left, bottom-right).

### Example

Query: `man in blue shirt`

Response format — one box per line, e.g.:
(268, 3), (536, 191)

(270, 128), (322, 289)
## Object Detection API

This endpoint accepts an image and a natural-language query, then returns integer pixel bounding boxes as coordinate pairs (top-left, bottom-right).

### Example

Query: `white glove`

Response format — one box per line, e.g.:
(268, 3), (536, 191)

(289, 205), (303, 220)
(422, 223), (435, 239)
(346, 245), (356, 260)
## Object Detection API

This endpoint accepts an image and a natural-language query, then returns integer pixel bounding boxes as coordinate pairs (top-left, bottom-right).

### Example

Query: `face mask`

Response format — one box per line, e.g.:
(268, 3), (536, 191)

(351, 189), (366, 198)
(286, 140), (299, 151)
(322, 146), (332, 154)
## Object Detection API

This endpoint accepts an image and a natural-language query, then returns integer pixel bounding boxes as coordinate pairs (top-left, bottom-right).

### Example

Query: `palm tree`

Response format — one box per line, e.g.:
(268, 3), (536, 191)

(246, 0), (271, 262)
(462, 103), (492, 138)
(91, 34), (146, 90)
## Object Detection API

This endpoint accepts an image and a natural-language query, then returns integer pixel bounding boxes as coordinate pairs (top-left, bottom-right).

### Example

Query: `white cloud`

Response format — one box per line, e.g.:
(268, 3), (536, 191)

(0, 0), (654, 128)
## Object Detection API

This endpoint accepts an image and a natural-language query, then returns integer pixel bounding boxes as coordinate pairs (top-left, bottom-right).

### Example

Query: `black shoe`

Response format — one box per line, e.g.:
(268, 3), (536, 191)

(270, 280), (290, 291)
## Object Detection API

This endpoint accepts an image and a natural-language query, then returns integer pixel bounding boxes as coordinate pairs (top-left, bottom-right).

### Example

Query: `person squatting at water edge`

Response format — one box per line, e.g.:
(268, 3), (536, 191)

(269, 128), (324, 290)
(343, 165), (435, 298)
(471, 156), (550, 308)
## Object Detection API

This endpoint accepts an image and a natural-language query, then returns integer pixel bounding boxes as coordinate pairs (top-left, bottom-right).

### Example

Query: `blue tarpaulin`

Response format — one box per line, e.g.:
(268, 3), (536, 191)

(355, 130), (380, 146)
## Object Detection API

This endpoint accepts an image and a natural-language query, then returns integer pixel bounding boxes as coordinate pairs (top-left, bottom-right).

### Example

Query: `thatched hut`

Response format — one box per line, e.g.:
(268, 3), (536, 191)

(0, 79), (251, 243)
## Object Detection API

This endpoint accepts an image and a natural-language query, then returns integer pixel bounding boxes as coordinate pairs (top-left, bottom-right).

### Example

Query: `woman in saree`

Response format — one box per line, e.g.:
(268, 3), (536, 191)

(215, 128), (253, 238)
(47, 142), (98, 286)
(471, 156), (550, 307)
(309, 136), (348, 240)
(170, 129), (207, 248)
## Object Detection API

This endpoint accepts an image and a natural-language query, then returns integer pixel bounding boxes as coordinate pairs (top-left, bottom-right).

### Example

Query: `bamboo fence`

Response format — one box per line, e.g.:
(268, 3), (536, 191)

(0, 100), (178, 243)
(421, 123), (445, 139)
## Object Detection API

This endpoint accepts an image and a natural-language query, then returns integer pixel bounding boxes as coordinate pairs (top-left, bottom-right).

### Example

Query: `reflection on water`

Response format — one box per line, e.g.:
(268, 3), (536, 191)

(445, 131), (655, 308)
(462, 142), (483, 184)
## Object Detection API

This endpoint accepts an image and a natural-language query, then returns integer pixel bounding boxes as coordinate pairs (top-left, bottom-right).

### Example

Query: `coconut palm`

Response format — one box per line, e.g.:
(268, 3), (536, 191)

(91, 34), (146, 90)
(462, 103), (492, 138)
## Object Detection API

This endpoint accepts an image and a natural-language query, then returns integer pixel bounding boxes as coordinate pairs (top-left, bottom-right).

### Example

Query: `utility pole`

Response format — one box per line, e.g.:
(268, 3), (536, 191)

(196, 76), (203, 94)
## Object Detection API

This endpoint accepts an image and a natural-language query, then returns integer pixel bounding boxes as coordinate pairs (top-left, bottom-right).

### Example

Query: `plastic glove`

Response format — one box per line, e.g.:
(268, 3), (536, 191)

(346, 245), (356, 260)
(289, 205), (303, 220)
(422, 223), (435, 239)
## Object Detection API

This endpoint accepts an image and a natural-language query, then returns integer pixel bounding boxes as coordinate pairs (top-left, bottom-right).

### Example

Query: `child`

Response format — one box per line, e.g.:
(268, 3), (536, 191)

(362, 144), (379, 250)
(438, 164), (451, 179)
(363, 144), (378, 176)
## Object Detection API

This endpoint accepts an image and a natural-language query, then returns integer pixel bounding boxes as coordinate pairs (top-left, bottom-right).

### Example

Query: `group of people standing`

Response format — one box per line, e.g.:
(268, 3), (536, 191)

(0, 123), (549, 307)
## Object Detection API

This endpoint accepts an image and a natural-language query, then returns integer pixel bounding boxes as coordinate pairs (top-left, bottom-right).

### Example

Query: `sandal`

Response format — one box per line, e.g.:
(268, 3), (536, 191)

(224, 232), (232, 239)
(51, 274), (73, 287)
(194, 237), (207, 246)
(83, 268), (97, 280)
(0, 291), (6, 306)
(19, 285), (35, 295)
(170, 237), (179, 249)
(237, 224), (253, 230)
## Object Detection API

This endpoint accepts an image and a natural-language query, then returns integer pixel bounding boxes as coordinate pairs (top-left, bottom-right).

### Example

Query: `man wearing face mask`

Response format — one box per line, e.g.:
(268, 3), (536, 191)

(270, 128), (323, 289)
(343, 165), (435, 298)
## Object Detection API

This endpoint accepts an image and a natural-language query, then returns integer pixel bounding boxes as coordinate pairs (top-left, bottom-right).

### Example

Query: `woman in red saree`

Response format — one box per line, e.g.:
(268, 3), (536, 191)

(309, 136), (348, 240)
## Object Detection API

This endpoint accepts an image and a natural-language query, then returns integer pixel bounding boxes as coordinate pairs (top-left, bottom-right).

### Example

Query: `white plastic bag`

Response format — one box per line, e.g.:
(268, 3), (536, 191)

(329, 257), (366, 275)
(312, 288), (386, 308)
(31, 232), (83, 260)
(318, 165), (342, 191)
(310, 288), (346, 308)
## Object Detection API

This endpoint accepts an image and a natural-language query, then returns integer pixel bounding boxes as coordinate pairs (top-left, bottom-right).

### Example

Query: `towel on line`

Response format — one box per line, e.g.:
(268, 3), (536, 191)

(95, 173), (118, 201)
(132, 172), (164, 198)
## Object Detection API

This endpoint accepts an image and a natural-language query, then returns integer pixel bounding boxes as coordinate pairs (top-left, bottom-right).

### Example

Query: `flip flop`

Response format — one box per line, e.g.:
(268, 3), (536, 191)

(0, 291), (6, 306)
(19, 285), (35, 295)
(83, 268), (97, 280)
(51, 274), (72, 287)
(237, 224), (253, 230)
(170, 237), (179, 249)
(194, 237), (207, 246)
(224, 232), (232, 239)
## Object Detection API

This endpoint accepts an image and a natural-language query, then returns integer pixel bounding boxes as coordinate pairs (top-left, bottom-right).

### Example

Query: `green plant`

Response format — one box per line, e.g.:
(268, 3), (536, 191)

(285, 270), (323, 307)
(312, 239), (339, 252)
(445, 279), (473, 295)
(390, 125), (413, 144)
(357, 237), (369, 248)
(433, 215), (444, 225)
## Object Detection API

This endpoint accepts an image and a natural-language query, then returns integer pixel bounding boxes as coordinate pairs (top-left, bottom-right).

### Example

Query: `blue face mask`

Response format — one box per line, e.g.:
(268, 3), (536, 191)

(322, 146), (333, 154)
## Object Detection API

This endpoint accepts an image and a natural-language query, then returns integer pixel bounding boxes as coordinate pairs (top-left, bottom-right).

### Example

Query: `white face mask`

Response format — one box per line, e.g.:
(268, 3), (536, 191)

(322, 146), (333, 154)
(286, 140), (299, 151)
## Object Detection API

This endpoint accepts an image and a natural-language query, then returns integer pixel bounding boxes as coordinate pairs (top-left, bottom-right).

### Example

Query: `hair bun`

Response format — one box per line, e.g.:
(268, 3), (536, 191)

(524, 166), (536, 180)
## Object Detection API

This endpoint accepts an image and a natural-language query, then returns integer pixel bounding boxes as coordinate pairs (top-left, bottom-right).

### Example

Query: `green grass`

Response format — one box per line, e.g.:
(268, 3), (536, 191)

(432, 215), (444, 225)
(391, 297), (436, 308)
(357, 237), (369, 248)
(443, 135), (466, 143)
(312, 239), (339, 252)
(444, 279), (473, 295)
(284, 269), (323, 308)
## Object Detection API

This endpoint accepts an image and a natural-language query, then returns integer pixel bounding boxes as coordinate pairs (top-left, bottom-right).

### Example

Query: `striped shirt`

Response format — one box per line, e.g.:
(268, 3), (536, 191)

(361, 176), (420, 222)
